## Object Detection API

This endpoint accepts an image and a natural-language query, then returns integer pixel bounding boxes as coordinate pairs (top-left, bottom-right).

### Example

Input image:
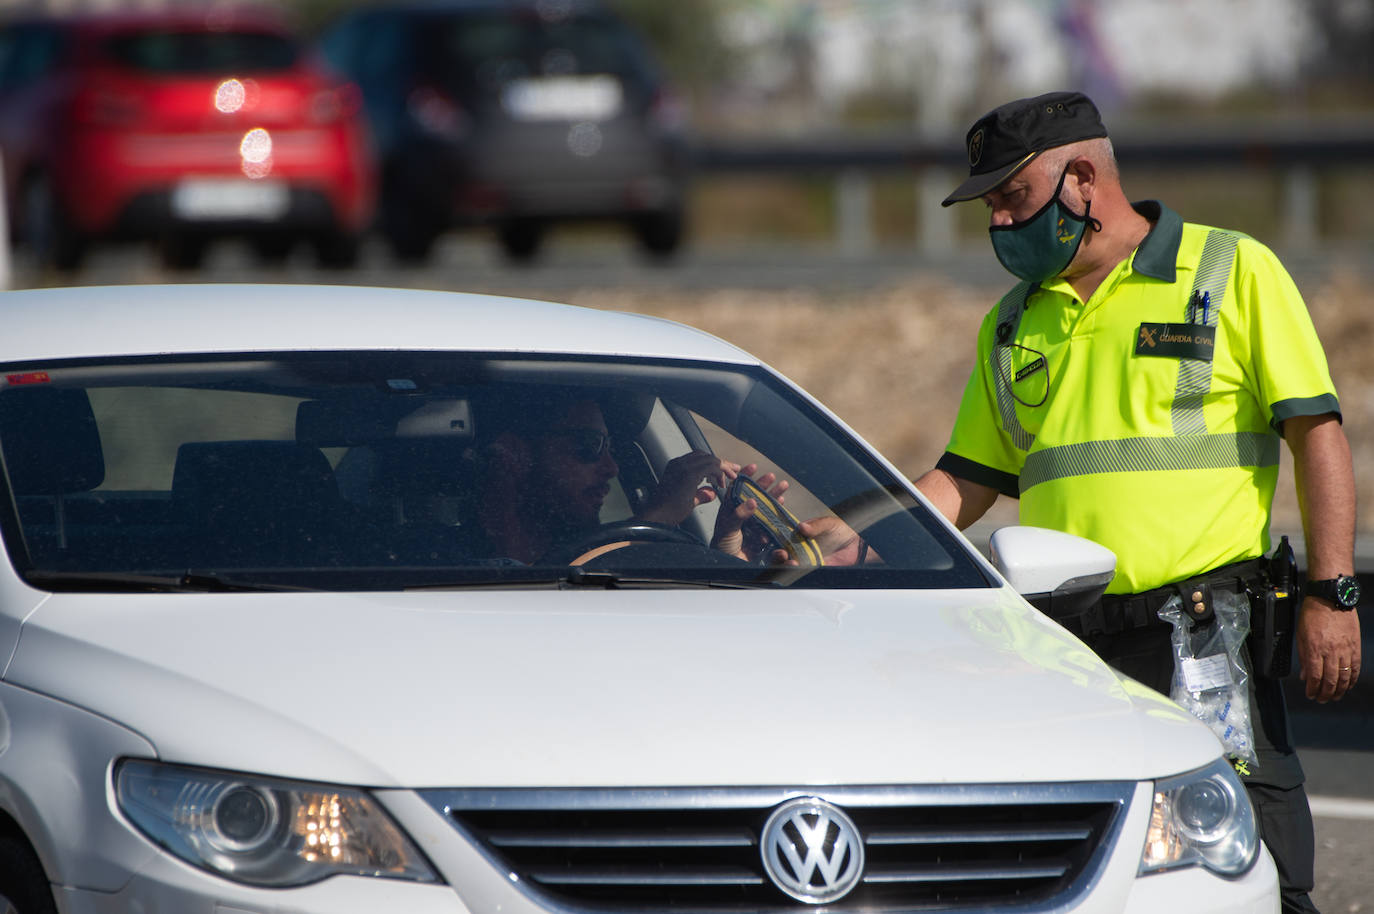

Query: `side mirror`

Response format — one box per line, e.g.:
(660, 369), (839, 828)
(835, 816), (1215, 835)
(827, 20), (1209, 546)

(988, 526), (1116, 618)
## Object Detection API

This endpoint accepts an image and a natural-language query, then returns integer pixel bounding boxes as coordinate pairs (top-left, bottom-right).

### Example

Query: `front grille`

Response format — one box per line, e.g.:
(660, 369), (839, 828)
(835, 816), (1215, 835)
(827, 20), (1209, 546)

(419, 783), (1132, 912)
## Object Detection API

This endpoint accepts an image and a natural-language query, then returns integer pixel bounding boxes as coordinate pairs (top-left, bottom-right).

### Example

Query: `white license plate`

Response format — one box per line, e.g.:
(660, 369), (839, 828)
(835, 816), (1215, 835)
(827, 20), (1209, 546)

(501, 75), (623, 121)
(171, 179), (289, 220)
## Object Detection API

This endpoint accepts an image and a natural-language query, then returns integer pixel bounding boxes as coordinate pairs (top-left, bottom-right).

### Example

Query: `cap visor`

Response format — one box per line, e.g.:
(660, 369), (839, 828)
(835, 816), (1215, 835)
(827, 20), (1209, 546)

(941, 151), (1039, 206)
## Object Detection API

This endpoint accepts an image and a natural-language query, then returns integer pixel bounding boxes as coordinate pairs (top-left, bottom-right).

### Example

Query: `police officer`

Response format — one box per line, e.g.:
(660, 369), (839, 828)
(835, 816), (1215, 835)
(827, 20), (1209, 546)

(915, 91), (1362, 913)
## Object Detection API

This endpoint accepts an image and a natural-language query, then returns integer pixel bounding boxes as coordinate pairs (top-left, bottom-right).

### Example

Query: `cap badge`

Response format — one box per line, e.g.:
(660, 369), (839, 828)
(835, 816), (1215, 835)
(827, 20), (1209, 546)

(968, 128), (984, 167)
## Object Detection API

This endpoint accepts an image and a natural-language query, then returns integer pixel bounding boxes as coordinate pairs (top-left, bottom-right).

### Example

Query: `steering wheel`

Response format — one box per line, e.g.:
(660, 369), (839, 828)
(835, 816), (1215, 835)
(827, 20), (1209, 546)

(539, 521), (707, 566)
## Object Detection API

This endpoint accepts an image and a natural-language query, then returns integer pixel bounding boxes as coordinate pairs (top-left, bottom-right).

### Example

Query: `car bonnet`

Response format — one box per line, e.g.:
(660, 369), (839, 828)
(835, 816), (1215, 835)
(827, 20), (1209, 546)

(8, 586), (1222, 788)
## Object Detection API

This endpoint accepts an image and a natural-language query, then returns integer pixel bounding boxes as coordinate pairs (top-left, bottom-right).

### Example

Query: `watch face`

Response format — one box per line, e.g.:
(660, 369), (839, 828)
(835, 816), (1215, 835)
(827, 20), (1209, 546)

(1337, 576), (1362, 607)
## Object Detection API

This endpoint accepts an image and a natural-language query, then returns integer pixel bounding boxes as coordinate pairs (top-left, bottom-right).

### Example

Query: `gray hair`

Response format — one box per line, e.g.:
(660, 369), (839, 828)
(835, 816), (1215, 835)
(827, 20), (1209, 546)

(1038, 137), (1119, 182)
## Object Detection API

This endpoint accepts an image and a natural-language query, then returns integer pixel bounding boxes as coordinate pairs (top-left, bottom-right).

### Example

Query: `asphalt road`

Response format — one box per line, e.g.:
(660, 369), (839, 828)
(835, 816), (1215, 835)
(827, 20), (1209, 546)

(1286, 620), (1373, 913)
(10, 235), (1374, 909)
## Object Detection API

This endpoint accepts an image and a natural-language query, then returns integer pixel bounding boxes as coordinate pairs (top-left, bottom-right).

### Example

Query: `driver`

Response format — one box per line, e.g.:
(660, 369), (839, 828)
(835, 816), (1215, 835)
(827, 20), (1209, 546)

(467, 395), (781, 564)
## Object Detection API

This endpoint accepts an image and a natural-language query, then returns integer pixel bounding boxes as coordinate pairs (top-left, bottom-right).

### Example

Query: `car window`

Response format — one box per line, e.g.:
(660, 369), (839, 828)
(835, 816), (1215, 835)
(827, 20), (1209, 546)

(101, 29), (300, 74)
(418, 10), (654, 104)
(693, 413), (828, 523)
(87, 387), (300, 490)
(0, 354), (988, 592)
(0, 23), (66, 92)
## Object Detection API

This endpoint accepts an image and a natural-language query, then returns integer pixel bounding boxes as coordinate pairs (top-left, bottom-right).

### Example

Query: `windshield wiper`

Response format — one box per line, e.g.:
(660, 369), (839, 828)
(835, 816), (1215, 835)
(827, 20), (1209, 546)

(562, 567), (776, 589)
(21, 570), (308, 593)
(404, 567), (779, 591)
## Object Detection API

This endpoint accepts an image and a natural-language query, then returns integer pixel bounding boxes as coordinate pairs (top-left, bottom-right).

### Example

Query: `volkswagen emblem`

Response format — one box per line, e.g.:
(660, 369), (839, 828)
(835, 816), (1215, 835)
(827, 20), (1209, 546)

(760, 797), (865, 904)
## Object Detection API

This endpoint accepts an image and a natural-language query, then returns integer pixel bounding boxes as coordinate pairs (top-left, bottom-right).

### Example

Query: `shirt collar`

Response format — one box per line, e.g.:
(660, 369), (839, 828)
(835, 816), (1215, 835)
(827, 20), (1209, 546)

(1128, 200), (1182, 282)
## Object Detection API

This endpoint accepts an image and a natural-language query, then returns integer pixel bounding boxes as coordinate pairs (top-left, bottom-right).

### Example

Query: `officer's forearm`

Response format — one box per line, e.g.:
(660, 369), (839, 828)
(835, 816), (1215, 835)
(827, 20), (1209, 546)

(1286, 413), (1356, 578)
(914, 468), (998, 530)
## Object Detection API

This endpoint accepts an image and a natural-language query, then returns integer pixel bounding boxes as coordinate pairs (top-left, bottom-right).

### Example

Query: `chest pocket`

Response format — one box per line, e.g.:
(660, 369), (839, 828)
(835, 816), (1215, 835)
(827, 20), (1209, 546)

(1170, 229), (1239, 435)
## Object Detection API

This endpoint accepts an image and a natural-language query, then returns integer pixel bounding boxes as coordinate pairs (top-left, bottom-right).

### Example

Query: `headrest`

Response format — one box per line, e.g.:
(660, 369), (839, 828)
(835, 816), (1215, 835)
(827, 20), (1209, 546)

(0, 387), (105, 495)
(172, 440), (340, 523)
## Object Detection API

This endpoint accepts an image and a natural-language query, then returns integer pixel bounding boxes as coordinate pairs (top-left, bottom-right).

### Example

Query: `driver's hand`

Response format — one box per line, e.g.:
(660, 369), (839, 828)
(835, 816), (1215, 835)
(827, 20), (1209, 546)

(710, 466), (788, 560)
(637, 451), (750, 527)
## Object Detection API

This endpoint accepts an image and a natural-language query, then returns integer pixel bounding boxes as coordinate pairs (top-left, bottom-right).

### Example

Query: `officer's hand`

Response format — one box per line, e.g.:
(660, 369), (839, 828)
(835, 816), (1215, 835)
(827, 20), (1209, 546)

(1297, 598), (1362, 702)
(740, 515), (879, 568)
(796, 516), (879, 566)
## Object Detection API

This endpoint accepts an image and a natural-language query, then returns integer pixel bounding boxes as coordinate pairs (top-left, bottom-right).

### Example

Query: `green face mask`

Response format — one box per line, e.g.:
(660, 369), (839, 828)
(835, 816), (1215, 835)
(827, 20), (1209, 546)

(989, 166), (1096, 283)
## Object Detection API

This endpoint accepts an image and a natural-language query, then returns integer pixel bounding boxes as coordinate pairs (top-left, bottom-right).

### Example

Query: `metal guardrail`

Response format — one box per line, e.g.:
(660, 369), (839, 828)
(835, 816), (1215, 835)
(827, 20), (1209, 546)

(689, 119), (1374, 254)
(694, 121), (1374, 172)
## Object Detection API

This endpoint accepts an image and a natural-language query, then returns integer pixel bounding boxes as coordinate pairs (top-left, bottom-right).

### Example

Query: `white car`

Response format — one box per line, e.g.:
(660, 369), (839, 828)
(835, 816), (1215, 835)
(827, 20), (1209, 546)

(0, 285), (1275, 913)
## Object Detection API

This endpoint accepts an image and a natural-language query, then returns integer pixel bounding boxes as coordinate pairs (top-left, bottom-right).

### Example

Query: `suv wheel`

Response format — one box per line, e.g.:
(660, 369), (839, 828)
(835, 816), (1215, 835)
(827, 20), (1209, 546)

(380, 166), (441, 263)
(632, 209), (684, 259)
(0, 835), (57, 914)
(385, 221), (439, 263)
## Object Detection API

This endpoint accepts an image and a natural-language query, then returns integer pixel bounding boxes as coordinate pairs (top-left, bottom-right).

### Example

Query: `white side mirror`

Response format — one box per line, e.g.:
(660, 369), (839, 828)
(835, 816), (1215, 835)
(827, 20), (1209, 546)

(988, 526), (1116, 612)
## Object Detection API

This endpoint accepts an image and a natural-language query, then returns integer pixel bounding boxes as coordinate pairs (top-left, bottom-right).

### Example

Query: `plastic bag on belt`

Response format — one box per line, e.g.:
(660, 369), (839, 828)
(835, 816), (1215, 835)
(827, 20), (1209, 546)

(1158, 591), (1257, 765)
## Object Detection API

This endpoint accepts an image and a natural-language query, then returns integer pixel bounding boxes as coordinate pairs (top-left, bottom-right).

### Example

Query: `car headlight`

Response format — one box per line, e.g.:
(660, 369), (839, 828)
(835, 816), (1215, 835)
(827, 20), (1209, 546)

(115, 759), (438, 888)
(1139, 757), (1259, 877)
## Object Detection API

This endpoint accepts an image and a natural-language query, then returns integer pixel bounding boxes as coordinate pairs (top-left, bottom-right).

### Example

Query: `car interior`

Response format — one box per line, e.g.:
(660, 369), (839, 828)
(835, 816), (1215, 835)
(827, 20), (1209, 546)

(0, 354), (987, 590)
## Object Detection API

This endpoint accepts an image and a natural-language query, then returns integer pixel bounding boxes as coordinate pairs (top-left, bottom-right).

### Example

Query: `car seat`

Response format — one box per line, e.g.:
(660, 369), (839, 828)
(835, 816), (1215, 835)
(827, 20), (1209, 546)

(171, 440), (345, 567)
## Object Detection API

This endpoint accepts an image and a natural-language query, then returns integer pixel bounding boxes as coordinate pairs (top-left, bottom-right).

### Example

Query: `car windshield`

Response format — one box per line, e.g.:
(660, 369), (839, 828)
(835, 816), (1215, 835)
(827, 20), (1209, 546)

(0, 353), (989, 592)
(102, 29), (299, 74)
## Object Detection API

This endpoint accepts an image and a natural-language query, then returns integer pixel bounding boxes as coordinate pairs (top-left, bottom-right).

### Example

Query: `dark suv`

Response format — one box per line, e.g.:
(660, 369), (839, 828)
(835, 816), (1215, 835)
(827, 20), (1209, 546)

(318, 0), (691, 262)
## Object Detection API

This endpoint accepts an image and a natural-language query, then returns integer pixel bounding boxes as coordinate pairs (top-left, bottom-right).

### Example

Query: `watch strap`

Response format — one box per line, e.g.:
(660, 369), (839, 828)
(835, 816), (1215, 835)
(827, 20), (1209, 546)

(1305, 575), (1361, 609)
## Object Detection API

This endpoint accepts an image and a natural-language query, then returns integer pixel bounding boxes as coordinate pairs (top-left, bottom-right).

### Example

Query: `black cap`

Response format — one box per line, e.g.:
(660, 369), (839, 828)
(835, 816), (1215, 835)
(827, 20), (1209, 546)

(942, 91), (1108, 206)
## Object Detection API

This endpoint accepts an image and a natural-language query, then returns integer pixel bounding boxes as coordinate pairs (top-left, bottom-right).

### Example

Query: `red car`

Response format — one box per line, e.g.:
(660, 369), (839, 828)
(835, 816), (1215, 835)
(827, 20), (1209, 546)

(0, 5), (375, 270)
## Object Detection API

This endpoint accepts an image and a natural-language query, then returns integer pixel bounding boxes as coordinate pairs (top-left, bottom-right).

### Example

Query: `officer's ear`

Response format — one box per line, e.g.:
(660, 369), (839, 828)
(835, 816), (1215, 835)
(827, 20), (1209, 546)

(1067, 156), (1096, 202)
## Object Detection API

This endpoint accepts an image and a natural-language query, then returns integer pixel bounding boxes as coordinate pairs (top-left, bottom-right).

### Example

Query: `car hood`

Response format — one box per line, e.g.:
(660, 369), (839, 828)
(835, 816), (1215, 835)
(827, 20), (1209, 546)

(9, 588), (1220, 788)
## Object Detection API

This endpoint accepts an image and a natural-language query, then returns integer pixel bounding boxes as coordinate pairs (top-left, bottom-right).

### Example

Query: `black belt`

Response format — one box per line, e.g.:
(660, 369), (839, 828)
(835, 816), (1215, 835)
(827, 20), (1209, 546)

(1054, 557), (1265, 638)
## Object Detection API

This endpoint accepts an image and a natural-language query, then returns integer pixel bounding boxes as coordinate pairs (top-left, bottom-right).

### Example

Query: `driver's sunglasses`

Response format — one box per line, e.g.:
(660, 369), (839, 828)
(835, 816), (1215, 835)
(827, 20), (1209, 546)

(550, 428), (613, 463)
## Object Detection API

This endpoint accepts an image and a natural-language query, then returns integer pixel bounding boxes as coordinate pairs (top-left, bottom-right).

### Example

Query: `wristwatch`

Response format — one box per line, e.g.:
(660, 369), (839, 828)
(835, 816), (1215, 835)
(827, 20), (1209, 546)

(1304, 575), (1362, 610)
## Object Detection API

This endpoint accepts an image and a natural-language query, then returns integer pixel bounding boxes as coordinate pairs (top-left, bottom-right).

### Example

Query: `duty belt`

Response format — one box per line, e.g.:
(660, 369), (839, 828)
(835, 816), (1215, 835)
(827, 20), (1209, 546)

(1053, 557), (1265, 638)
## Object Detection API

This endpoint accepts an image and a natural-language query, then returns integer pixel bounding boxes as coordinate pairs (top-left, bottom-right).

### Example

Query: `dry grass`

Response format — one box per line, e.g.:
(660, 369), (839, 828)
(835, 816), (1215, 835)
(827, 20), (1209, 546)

(552, 269), (1374, 539)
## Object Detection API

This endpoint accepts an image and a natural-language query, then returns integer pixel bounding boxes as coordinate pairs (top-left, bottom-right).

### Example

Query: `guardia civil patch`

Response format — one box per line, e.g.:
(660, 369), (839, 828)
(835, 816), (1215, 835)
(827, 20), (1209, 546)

(1135, 322), (1215, 361)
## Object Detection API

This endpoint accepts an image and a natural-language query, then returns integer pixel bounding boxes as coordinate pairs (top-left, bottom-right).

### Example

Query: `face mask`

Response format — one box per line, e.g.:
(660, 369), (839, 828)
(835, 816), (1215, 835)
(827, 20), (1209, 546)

(989, 166), (1097, 283)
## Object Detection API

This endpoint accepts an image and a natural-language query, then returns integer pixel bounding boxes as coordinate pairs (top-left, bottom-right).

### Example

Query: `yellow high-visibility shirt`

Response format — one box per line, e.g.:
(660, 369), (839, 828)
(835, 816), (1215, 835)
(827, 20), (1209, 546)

(939, 202), (1339, 593)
